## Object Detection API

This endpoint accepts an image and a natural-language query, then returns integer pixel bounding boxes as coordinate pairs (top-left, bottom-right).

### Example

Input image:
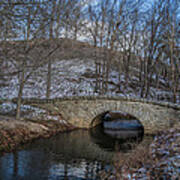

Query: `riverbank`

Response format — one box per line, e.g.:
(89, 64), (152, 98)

(0, 115), (76, 154)
(99, 126), (180, 179)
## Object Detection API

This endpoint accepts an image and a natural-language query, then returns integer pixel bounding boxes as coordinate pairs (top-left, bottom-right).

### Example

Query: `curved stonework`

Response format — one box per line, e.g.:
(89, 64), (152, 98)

(19, 96), (180, 134)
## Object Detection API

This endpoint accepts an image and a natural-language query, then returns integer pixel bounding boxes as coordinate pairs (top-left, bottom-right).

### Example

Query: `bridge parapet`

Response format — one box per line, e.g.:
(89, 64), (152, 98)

(12, 96), (180, 110)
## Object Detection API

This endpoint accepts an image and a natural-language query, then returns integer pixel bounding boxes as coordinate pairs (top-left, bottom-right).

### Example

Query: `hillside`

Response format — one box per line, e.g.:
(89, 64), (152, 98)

(0, 38), (179, 105)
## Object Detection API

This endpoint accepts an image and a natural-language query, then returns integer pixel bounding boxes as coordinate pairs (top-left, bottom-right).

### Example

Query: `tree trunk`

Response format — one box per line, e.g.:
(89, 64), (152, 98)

(145, 54), (152, 98)
(16, 66), (25, 119)
(140, 57), (147, 98)
(46, 59), (52, 98)
(102, 48), (106, 94)
(98, 61), (102, 94)
(16, 6), (31, 119)
(125, 53), (131, 88)
(105, 55), (110, 94)
(170, 43), (176, 103)
(46, 1), (56, 98)
(95, 61), (98, 93)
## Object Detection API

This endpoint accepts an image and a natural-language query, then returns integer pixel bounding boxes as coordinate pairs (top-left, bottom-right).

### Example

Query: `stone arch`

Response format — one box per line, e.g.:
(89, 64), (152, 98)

(27, 96), (180, 134)
(90, 111), (109, 127)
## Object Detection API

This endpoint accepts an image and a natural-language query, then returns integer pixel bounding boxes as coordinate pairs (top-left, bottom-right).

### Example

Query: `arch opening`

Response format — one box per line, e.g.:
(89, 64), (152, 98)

(90, 110), (144, 140)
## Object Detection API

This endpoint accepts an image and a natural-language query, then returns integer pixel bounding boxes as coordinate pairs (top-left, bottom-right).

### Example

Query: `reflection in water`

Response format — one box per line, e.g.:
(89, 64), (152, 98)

(90, 124), (143, 152)
(0, 125), (144, 180)
(102, 111), (144, 145)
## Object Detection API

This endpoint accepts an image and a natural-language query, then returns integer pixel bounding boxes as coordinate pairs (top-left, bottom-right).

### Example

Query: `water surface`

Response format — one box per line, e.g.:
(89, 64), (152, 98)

(0, 125), (146, 180)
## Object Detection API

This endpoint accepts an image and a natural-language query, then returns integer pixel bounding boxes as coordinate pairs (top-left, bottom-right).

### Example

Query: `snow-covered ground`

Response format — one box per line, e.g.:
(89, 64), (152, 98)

(0, 58), (179, 103)
(0, 58), (119, 99)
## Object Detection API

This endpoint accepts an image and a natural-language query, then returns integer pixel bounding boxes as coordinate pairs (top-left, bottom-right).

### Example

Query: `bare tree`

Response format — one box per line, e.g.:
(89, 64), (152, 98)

(87, 3), (101, 93)
(46, 0), (56, 98)
(14, 2), (61, 119)
(160, 0), (180, 103)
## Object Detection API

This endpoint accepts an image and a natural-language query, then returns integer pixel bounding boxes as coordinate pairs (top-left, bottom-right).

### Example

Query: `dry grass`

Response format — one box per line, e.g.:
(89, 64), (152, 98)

(113, 142), (152, 172)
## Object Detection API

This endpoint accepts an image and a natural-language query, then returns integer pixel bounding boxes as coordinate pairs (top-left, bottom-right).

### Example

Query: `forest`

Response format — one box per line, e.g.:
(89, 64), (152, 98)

(0, 0), (179, 119)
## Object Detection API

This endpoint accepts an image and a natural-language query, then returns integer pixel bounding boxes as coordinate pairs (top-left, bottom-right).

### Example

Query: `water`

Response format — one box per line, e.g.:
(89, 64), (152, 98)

(0, 125), (145, 180)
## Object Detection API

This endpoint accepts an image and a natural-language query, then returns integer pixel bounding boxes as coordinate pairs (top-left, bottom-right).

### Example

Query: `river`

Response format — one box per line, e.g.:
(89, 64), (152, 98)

(0, 124), (148, 180)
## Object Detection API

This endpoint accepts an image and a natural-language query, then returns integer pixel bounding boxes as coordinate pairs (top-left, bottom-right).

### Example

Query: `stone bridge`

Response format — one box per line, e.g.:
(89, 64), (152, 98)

(20, 96), (180, 134)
